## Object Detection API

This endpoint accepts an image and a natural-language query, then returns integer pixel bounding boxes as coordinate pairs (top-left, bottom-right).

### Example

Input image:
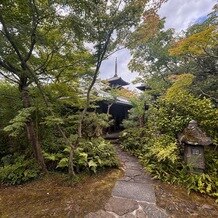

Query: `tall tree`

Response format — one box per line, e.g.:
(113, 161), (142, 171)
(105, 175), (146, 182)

(128, 16), (183, 81)
(64, 0), (166, 137)
(0, 0), (89, 171)
(169, 8), (218, 101)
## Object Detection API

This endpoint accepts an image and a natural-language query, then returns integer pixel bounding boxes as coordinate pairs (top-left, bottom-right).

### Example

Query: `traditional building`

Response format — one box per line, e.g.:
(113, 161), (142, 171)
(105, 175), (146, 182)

(107, 58), (129, 88)
(98, 58), (132, 132)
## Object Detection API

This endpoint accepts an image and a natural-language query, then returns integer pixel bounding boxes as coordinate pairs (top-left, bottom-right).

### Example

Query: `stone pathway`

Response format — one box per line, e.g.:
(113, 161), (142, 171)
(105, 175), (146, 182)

(85, 143), (169, 218)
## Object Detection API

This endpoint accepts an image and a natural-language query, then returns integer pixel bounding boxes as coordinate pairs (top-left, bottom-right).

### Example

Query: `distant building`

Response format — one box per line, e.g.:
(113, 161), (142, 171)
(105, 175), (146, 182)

(98, 58), (132, 132)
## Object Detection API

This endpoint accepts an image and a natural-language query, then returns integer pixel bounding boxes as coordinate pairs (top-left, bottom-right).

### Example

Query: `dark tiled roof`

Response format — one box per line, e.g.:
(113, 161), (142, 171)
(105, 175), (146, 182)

(136, 84), (151, 91)
(108, 76), (129, 86)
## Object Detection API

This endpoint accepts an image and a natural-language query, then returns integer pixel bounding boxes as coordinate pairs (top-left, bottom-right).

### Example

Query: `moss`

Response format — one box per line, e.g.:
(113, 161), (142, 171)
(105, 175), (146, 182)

(155, 181), (218, 217)
(0, 169), (123, 217)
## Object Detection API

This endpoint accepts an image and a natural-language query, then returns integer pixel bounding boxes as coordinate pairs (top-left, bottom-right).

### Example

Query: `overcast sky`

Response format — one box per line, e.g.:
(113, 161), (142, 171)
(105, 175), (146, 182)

(99, 0), (217, 89)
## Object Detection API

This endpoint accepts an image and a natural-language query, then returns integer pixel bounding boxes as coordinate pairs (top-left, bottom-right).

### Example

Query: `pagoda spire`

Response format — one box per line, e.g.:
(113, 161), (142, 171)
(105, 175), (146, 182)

(107, 57), (129, 87)
(114, 57), (118, 77)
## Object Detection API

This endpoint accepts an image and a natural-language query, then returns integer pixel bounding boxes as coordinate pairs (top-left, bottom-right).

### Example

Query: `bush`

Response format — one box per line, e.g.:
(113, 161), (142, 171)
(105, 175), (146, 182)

(73, 137), (119, 173)
(0, 155), (40, 185)
(44, 138), (119, 173)
(120, 128), (148, 155)
(120, 74), (218, 200)
(82, 113), (113, 138)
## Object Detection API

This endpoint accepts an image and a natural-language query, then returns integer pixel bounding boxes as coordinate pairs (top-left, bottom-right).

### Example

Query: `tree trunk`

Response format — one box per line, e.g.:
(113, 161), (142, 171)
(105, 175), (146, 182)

(68, 144), (75, 176)
(56, 124), (76, 176)
(107, 103), (113, 116)
(20, 85), (47, 172)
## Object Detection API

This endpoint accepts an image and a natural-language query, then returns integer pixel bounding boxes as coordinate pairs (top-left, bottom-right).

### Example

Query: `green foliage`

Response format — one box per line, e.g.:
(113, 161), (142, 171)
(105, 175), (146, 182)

(3, 107), (35, 137)
(82, 112), (112, 138)
(144, 74), (218, 142)
(147, 135), (178, 163)
(129, 8), (218, 100)
(121, 73), (218, 200)
(186, 173), (218, 198)
(122, 94), (148, 128)
(0, 155), (40, 185)
(163, 74), (218, 142)
(120, 128), (148, 154)
(74, 138), (119, 173)
(42, 115), (64, 127)
(44, 138), (118, 173)
(128, 18), (181, 76)
(0, 82), (24, 158)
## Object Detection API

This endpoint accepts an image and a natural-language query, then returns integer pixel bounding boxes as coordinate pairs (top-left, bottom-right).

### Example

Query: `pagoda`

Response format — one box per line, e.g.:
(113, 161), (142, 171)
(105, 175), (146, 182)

(107, 58), (129, 88)
(97, 58), (132, 132)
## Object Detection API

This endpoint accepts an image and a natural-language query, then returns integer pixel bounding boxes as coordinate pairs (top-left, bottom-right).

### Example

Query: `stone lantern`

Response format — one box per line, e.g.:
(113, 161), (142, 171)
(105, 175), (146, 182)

(178, 120), (212, 172)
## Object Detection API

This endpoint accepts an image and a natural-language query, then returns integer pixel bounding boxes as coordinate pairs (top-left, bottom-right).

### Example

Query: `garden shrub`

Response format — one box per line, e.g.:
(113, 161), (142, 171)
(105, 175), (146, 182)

(82, 112), (113, 138)
(121, 73), (218, 201)
(0, 155), (40, 185)
(73, 137), (119, 173)
(44, 137), (119, 173)
(120, 128), (148, 155)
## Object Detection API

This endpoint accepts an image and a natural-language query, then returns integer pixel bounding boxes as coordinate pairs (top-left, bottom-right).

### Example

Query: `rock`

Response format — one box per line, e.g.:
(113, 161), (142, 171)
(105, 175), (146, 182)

(140, 202), (169, 218)
(105, 197), (138, 216)
(112, 181), (156, 203)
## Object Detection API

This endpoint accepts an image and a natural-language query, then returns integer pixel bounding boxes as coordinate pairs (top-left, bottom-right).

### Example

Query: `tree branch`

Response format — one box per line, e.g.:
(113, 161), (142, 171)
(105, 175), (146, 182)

(199, 88), (218, 102)
(0, 71), (19, 84)
(0, 14), (25, 64)
(0, 59), (18, 74)
(24, 0), (39, 62)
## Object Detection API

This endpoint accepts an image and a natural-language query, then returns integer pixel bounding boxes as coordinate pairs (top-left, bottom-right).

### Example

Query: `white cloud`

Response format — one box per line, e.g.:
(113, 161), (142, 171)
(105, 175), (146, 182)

(158, 0), (217, 32)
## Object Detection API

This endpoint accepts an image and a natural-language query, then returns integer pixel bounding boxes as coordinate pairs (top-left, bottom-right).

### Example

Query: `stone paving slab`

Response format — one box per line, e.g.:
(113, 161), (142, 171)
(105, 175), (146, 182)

(121, 209), (147, 218)
(140, 202), (169, 218)
(85, 143), (170, 218)
(124, 162), (143, 170)
(133, 174), (153, 183)
(125, 169), (142, 177)
(112, 181), (156, 203)
(105, 197), (139, 216)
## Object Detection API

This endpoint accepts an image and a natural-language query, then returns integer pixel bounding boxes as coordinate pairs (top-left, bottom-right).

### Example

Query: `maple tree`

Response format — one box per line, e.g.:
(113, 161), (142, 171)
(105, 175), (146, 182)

(169, 26), (217, 58)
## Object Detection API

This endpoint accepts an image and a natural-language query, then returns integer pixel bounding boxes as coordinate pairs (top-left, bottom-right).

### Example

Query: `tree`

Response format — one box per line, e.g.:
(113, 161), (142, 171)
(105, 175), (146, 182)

(0, 1), (55, 171)
(129, 5), (217, 102)
(0, 1), (90, 172)
(128, 15), (185, 88)
(63, 0), (165, 137)
(169, 10), (218, 101)
(169, 26), (217, 58)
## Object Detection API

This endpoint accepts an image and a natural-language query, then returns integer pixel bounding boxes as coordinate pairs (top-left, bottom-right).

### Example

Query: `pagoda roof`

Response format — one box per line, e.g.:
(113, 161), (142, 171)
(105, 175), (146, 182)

(107, 57), (129, 87)
(136, 84), (151, 91)
(108, 76), (129, 87)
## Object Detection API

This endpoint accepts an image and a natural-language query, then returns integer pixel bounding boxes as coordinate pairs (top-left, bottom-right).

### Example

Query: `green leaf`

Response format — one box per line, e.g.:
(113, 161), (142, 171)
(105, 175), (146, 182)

(57, 158), (69, 168)
(88, 160), (97, 168)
